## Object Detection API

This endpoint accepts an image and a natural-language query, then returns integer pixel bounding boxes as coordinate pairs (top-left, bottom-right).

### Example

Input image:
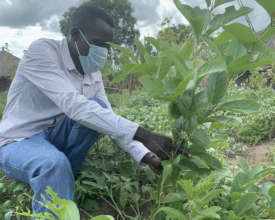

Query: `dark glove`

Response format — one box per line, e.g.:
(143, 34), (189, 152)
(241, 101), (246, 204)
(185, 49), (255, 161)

(134, 126), (191, 160)
(141, 152), (163, 175)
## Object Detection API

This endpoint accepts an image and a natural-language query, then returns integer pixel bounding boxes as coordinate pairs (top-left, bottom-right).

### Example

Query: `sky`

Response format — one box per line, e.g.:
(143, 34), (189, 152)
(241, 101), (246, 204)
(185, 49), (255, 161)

(0, 0), (270, 58)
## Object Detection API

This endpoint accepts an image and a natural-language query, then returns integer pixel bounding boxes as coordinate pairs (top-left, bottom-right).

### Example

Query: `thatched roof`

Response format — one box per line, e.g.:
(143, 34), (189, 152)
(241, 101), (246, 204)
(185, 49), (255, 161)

(0, 47), (20, 78)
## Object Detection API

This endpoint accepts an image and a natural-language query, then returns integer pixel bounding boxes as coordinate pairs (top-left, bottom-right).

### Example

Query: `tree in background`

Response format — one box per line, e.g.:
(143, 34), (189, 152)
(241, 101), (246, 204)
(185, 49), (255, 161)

(157, 17), (192, 45)
(59, 0), (139, 47)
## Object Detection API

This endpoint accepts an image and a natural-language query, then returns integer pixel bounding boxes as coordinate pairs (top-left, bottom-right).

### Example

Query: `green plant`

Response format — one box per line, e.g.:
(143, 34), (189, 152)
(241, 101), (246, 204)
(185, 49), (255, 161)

(16, 186), (115, 220)
(112, 0), (274, 175)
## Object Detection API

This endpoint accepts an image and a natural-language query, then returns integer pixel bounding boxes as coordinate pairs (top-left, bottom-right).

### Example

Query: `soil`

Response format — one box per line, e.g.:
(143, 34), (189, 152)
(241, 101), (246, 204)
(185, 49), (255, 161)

(226, 140), (275, 169)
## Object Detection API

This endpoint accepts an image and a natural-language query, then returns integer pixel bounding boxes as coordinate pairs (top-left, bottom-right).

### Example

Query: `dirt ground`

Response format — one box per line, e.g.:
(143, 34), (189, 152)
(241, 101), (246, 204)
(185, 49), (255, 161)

(226, 140), (275, 168)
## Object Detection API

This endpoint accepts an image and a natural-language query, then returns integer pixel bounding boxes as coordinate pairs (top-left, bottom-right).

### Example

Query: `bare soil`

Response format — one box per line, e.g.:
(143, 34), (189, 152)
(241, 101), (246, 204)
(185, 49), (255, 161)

(226, 141), (275, 168)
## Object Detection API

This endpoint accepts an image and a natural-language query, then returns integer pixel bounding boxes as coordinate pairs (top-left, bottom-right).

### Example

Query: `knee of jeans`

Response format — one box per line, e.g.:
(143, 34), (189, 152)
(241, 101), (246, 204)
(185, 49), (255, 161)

(33, 152), (72, 177)
(88, 97), (107, 109)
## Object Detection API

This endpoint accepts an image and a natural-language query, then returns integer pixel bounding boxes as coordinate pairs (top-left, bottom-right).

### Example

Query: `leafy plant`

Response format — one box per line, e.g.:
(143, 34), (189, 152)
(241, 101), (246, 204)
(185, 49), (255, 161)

(112, 0), (273, 174)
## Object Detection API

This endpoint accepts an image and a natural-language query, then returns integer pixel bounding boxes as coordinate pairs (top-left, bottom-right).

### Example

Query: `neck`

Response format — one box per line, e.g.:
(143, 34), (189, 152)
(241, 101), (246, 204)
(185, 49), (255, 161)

(67, 38), (85, 75)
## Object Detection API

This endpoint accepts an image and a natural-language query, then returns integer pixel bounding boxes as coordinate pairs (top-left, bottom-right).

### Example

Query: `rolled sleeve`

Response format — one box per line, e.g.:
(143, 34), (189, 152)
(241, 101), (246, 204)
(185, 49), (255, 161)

(21, 39), (138, 144)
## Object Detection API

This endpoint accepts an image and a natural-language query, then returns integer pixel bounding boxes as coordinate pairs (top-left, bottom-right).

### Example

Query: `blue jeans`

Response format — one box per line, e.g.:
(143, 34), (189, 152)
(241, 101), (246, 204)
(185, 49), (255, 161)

(0, 97), (107, 218)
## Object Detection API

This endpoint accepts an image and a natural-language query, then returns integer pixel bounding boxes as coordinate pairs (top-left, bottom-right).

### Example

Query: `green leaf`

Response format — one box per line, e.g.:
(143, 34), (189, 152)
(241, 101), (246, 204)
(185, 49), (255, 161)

(200, 206), (221, 219)
(240, 168), (275, 189)
(153, 207), (187, 220)
(173, 74), (195, 97)
(236, 156), (249, 173)
(214, 0), (235, 8)
(191, 128), (210, 148)
(213, 30), (234, 46)
(195, 152), (223, 169)
(208, 6), (253, 34)
(174, 0), (211, 39)
(226, 40), (246, 59)
(233, 192), (258, 216)
(269, 186), (275, 209)
(90, 215), (115, 220)
(63, 201), (80, 220)
(228, 55), (272, 77)
(199, 189), (223, 206)
(161, 163), (173, 193)
(207, 71), (228, 105)
(140, 76), (164, 97)
(259, 25), (275, 41)
(198, 57), (227, 77)
(223, 23), (256, 43)
(158, 54), (171, 80)
(217, 99), (260, 114)
(135, 39), (147, 63)
(255, 0), (275, 17)
(180, 39), (194, 60)
(163, 193), (188, 203)
(190, 155), (210, 169)
(177, 180), (195, 198)
(145, 37), (160, 51)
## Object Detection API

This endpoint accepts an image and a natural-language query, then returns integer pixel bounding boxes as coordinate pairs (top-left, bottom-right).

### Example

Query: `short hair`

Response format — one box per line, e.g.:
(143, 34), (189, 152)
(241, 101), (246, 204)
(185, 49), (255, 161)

(68, 5), (114, 33)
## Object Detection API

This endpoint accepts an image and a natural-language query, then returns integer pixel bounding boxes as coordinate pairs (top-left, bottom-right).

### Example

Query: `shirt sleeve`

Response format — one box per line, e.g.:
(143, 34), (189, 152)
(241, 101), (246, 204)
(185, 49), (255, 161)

(20, 39), (138, 144)
(95, 76), (150, 164)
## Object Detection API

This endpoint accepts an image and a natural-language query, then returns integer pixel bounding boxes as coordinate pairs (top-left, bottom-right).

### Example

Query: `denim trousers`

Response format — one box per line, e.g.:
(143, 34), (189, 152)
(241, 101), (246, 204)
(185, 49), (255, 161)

(0, 97), (107, 217)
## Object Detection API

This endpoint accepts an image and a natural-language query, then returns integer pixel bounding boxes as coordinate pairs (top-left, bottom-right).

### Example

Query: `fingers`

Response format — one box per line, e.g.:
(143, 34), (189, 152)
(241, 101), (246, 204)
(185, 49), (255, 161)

(148, 155), (163, 175)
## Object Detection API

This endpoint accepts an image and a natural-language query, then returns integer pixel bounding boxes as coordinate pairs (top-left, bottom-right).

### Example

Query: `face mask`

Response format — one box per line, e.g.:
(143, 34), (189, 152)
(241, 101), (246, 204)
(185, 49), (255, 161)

(75, 29), (108, 74)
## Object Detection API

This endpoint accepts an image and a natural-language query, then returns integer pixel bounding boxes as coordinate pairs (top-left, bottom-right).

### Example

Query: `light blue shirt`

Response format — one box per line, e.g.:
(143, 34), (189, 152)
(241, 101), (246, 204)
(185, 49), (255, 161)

(0, 38), (149, 164)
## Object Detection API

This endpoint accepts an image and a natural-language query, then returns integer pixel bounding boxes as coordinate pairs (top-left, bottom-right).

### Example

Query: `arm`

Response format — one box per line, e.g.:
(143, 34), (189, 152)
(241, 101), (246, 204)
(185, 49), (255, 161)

(21, 39), (138, 144)
(95, 77), (150, 164)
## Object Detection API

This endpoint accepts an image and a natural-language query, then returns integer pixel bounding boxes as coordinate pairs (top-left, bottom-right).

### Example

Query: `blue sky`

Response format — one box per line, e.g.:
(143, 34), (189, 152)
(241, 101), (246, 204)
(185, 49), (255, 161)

(0, 0), (270, 58)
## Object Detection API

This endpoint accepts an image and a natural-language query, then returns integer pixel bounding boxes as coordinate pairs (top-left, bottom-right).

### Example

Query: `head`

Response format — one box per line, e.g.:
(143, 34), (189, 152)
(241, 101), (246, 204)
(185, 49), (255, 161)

(67, 5), (114, 73)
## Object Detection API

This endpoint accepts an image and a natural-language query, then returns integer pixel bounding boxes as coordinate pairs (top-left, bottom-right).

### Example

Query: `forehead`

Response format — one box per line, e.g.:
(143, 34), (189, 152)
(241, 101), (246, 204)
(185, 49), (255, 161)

(85, 19), (114, 42)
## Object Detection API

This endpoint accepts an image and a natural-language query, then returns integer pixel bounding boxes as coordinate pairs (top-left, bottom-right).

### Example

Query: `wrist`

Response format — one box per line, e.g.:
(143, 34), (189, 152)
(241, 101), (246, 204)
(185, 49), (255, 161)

(133, 126), (150, 143)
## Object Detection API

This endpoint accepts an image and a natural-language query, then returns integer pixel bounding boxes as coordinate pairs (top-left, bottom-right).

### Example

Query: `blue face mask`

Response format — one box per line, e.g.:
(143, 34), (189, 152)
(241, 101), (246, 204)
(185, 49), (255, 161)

(75, 29), (108, 74)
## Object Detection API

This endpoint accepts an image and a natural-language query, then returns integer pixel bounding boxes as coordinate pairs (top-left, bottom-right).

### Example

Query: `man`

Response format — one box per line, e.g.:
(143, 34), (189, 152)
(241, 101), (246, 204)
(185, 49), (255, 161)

(0, 5), (182, 216)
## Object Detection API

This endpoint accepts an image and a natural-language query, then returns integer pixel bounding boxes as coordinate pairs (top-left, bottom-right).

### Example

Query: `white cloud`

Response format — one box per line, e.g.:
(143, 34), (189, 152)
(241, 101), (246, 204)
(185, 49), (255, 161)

(0, 26), (62, 58)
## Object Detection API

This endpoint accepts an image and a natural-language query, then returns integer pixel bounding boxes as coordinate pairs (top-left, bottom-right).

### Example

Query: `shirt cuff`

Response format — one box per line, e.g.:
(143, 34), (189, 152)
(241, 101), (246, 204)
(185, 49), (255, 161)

(112, 139), (150, 164)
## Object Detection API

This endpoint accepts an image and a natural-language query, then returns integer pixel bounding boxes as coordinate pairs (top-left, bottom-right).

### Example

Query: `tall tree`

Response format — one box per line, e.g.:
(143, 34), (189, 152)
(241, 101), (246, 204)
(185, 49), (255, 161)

(59, 0), (139, 46)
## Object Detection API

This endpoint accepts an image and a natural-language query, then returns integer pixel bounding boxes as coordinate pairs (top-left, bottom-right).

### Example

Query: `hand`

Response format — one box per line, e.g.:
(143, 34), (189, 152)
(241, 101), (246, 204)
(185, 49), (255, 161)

(141, 152), (163, 175)
(134, 126), (191, 160)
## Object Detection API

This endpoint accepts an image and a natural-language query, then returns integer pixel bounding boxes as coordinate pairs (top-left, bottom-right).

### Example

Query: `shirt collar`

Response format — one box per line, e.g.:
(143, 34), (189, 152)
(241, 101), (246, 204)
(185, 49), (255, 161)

(61, 38), (77, 72)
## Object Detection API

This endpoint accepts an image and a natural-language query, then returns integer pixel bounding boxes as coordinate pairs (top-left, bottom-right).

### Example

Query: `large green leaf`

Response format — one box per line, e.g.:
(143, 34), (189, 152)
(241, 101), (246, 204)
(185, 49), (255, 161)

(226, 40), (246, 59)
(233, 192), (258, 216)
(198, 57), (227, 77)
(217, 99), (260, 113)
(255, 0), (275, 17)
(140, 76), (164, 97)
(180, 39), (194, 60)
(223, 23), (256, 43)
(158, 54), (171, 80)
(191, 128), (210, 148)
(259, 25), (275, 41)
(207, 71), (228, 105)
(174, 0), (211, 39)
(228, 55), (272, 77)
(236, 156), (249, 174)
(214, 0), (235, 8)
(213, 30), (234, 46)
(195, 152), (223, 169)
(153, 207), (187, 220)
(63, 201), (81, 220)
(207, 6), (253, 34)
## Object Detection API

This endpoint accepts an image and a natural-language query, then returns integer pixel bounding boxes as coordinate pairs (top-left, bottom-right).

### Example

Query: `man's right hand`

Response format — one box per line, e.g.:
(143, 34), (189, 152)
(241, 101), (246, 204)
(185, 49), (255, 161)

(141, 152), (163, 175)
